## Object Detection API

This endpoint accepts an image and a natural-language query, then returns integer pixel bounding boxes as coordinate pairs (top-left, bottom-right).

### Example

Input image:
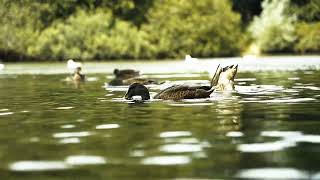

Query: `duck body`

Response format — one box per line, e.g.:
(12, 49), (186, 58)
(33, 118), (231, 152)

(72, 67), (85, 81)
(125, 83), (150, 100)
(113, 68), (139, 79)
(153, 85), (213, 100)
(67, 59), (82, 70)
(185, 54), (199, 63)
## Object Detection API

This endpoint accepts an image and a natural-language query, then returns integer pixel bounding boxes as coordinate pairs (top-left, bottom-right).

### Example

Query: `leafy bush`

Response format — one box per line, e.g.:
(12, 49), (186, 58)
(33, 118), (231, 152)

(29, 9), (152, 60)
(0, 1), (42, 59)
(294, 22), (320, 53)
(142, 0), (245, 58)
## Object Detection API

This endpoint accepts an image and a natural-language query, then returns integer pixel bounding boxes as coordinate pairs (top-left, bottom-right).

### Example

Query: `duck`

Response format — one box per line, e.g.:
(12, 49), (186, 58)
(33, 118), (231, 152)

(124, 64), (238, 101)
(124, 83), (150, 101)
(72, 67), (85, 81)
(109, 77), (161, 86)
(67, 59), (82, 70)
(185, 54), (199, 63)
(113, 68), (140, 79)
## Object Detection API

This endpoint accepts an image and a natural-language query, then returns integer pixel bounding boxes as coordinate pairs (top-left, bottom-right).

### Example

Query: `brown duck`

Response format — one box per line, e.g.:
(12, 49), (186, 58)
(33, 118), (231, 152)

(113, 68), (140, 79)
(124, 64), (238, 101)
(109, 77), (161, 86)
(72, 67), (85, 82)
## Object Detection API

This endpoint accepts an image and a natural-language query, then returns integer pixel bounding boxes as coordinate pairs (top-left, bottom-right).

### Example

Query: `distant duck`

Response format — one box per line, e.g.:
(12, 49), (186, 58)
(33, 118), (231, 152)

(124, 64), (238, 101)
(185, 54), (199, 63)
(109, 77), (161, 86)
(72, 67), (85, 81)
(0, 63), (4, 70)
(113, 68), (140, 79)
(67, 59), (82, 70)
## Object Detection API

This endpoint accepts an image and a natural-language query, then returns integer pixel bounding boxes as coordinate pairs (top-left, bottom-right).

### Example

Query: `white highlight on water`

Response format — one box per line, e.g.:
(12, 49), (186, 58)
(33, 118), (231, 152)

(65, 155), (106, 165)
(159, 131), (192, 138)
(9, 161), (69, 171)
(96, 124), (120, 129)
(236, 168), (308, 179)
(53, 131), (91, 138)
(141, 155), (191, 165)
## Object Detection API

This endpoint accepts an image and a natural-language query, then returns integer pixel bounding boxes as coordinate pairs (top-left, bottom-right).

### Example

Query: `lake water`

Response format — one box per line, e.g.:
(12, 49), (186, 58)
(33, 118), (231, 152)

(0, 56), (320, 179)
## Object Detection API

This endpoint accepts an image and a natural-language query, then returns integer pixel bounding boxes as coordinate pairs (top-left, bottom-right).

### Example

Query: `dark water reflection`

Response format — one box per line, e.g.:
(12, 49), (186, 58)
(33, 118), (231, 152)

(0, 69), (320, 179)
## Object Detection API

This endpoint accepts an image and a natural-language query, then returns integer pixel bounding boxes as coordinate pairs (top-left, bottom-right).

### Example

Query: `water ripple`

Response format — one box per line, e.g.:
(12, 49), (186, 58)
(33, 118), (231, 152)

(141, 155), (191, 165)
(160, 144), (203, 153)
(65, 155), (107, 165)
(236, 168), (308, 179)
(9, 161), (69, 172)
(53, 131), (92, 138)
(55, 107), (74, 110)
(159, 131), (192, 138)
(0, 112), (14, 116)
(96, 124), (120, 129)
(59, 138), (80, 144)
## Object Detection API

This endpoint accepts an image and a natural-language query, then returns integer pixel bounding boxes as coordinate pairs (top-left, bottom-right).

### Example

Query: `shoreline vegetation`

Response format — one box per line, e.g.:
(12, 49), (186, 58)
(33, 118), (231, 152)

(0, 0), (319, 62)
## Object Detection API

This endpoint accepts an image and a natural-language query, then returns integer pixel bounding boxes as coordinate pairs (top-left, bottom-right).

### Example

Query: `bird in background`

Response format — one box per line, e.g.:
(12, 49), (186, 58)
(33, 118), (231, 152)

(184, 54), (199, 63)
(67, 59), (82, 70)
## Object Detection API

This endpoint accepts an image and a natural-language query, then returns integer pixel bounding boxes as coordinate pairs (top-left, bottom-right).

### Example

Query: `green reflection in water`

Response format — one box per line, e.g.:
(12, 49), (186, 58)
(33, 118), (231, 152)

(0, 70), (319, 179)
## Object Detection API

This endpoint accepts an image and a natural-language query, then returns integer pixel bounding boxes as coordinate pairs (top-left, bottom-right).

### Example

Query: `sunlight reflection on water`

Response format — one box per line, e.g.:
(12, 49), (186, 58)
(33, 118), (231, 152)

(141, 155), (191, 165)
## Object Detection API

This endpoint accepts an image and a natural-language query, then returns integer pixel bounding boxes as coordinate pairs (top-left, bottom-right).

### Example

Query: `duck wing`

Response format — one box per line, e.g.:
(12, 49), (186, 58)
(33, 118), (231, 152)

(154, 85), (211, 100)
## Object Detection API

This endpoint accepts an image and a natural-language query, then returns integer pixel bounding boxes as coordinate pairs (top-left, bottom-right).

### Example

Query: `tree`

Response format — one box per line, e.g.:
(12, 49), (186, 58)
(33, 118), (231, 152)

(142, 0), (245, 58)
(249, 0), (296, 53)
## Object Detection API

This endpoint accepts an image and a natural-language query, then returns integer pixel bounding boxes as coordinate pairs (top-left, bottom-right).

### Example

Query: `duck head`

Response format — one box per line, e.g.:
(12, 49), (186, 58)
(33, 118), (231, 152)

(213, 64), (238, 91)
(124, 83), (150, 101)
(74, 67), (82, 73)
(113, 68), (120, 76)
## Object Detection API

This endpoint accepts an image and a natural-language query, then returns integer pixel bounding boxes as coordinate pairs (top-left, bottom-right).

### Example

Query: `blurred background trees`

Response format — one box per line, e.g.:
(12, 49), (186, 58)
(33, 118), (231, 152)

(0, 0), (319, 61)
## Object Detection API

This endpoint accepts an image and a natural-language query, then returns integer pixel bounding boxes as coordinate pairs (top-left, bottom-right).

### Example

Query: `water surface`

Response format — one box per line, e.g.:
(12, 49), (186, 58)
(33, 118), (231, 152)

(0, 57), (320, 179)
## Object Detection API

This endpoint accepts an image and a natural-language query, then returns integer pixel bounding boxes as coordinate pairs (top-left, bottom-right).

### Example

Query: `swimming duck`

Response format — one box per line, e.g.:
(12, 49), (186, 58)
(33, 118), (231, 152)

(185, 54), (199, 63)
(72, 67), (85, 81)
(109, 77), (161, 86)
(113, 68), (140, 79)
(124, 83), (150, 100)
(67, 59), (82, 70)
(124, 64), (238, 101)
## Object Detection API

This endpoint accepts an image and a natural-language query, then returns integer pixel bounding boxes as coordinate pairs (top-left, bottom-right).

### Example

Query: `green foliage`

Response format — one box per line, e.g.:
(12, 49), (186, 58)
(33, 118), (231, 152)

(289, 0), (320, 22)
(294, 22), (320, 53)
(0, 1), (42, 58)
(249, 0), (297, 52)
(29, 9), (152, 60)
(143, 0), (244, 58)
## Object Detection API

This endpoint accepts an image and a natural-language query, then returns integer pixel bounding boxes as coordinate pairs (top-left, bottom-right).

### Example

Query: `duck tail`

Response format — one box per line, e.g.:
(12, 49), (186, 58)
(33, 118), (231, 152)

(210, 64), (222, 87)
